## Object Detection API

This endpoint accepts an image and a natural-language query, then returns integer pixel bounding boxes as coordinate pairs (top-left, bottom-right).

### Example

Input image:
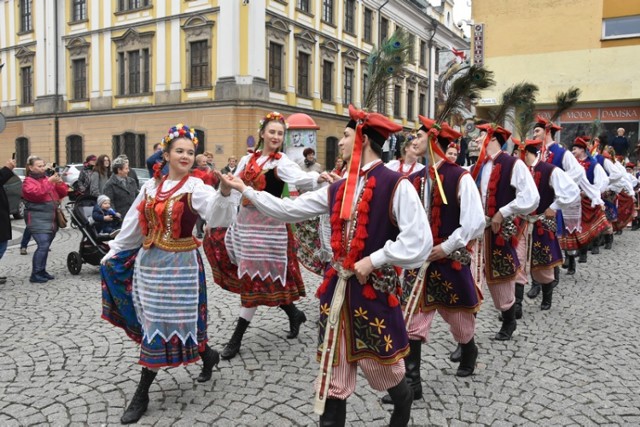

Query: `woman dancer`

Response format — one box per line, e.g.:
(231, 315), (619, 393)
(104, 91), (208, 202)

(386, 136), (425, 176)
(204, 112), (330, 360)
(100, 124), (219, 424)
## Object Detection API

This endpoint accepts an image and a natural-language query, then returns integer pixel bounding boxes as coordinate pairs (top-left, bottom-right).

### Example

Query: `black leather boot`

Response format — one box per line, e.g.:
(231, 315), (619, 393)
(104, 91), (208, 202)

(632, 218), (640, 230)
(540, 282), (553, 311)
(494, 304), (517, 341)
(456, 338), (478, 377)
(280, 303), (307, 339)
(197, 344), (220, 382)
(526, 281), (541, 299)
(567, 256), (576, 275)
(551, 266), (560, 289)
(319, 398), (347, 427)
(221, 317), (250, 360)
(561, 251), (569, 269)
(514, 283), (524, 319)
(387, 377), (413, 427)
(578, 248), (588, 263)
(382, 340), (422, 404)
(591, 236), (600, 254)
(121, 368), (157, 424)
(450, 343), (462, 363)
(604, 233), (613, 249)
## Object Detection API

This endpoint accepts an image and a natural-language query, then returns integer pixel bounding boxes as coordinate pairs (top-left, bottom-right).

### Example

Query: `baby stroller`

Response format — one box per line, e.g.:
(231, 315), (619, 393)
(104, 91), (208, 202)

(65, 195), (113, 275)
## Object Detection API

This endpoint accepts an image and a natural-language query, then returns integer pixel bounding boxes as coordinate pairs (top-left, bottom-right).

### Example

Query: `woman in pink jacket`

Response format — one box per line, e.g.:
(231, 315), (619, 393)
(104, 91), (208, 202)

(21, 156), (68, 283)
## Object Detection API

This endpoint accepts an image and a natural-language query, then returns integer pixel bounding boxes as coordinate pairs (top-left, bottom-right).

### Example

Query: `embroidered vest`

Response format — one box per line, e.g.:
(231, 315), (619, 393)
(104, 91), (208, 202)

(140, 192), (200, 252)
(533, 161), (556, 214)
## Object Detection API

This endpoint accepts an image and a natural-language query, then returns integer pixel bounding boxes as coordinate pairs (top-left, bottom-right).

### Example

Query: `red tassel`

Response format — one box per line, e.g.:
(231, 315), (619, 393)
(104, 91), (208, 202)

(496, 235), (505, 246)
(452, 260), (462, 271)
(354, 226), (368, 240)
(388, 294), (399, 307)
(537, 225), (544, 235)
(362, 284), (377, 300)
(511, 236), (518, 247)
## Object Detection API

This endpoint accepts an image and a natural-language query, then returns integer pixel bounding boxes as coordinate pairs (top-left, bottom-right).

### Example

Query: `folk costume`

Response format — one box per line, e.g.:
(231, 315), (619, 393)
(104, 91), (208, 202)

(471, 124), (539, 341)
(204, 112), (321, 361)
(100, 125), (220, 424)
(609, 157), (636, 233)
(231, 106), (431, 427)
(625, 163), (640, 230)
(520, 139), (580, 311)
(385, 158), (425, 176)
(404, 118), (484, 384)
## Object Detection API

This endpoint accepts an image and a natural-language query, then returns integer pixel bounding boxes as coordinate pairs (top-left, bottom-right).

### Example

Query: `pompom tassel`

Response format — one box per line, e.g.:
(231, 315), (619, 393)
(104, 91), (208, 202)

(495, 235), (505, 246)
(452, 260), (462, 271)
(538, 225), (544, 235)
(388, 294), (399, 307)
(362, 284), (377, 300)
(511, 236), (518, 247)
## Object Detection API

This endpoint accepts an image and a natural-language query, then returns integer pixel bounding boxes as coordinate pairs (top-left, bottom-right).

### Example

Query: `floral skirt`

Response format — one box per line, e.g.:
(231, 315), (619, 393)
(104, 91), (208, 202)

(613, 192), (634, 231)
(559, 198), (611, 251)
(101, 248), (209, 368)
(203, 226), (306, 308)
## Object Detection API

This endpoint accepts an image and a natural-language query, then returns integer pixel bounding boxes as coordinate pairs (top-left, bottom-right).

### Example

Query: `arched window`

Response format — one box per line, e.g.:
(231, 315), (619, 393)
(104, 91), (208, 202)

(66, 135), (84, 164)
(15, 137), (29, 167)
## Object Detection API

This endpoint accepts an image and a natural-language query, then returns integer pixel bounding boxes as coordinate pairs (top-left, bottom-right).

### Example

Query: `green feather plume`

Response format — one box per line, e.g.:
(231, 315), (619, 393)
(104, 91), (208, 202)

(550, 87), (581, 122)
(489, 82), (539, 125)
(515, 102), (536, 141)
(436, 64), (495, 123)
(363, 28), (412, 112)
(587, 119), (603, 140)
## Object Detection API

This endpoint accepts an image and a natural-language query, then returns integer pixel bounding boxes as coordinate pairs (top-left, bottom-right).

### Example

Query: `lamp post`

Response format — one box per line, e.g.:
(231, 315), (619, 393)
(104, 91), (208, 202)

(426, 15), (438, 118)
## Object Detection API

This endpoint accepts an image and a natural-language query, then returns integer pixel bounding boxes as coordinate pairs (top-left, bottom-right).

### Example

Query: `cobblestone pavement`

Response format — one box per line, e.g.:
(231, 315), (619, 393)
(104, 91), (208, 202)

(1, 217), (640, 426)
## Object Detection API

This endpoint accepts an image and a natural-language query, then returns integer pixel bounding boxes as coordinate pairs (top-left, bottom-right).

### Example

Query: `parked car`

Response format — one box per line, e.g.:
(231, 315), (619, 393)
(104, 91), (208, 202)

(61, 163), (84, 187)
(132, 168), (150, 190)
(3, 174), (25, 219)
(12, 167), (26, 182)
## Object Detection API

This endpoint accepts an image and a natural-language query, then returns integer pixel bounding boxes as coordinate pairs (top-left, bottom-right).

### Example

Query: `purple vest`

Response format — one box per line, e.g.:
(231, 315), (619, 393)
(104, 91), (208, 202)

(530, 161), (563, 270)
(492, 152), (517, 214)
(534, 161), (556, 214)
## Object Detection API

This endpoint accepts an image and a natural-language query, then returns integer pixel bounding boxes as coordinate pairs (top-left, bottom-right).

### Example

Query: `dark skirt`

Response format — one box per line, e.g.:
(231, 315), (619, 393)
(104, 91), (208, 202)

(101, 248), (209, 368)
(203, 226), (306, 308)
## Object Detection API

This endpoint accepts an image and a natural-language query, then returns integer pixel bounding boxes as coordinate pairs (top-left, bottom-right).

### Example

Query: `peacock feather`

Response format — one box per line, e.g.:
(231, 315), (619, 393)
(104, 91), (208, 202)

(436, 64), (495, 123)
(489, 82), (539, 126)
(550, 87), (581, 122)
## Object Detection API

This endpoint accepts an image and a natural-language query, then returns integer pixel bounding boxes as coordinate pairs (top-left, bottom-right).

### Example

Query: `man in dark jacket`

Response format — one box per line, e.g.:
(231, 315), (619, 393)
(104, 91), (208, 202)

(0, 159), (17, 284)
(103, 159), (139, 216)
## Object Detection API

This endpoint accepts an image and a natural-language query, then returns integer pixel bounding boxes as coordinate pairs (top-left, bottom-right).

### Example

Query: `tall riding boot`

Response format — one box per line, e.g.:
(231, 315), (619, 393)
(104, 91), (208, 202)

(551, 266), (560, 289)
(197, 344), (220, 382)
(221, 317), (250, 360)
(121, 368), (158, 424)
(578, 248), (588, 263)
(540, 282), (553, 311)
(280, 303), (307, 339)
(456, 337), (478, 377)
(387, 377), (413, 427)
(450, 343), (462, 363)
(514, 283), (524, 319)
(591, 236), (600, 254)
(604, 233), (613, 249)
(567, 256), (576, 275)
(632, 218), (640, 231)
(319, 398), (347, 427)
(494, 304), (517, 341)
(561, 251), (570, 269)
(382, 340), (422, 404)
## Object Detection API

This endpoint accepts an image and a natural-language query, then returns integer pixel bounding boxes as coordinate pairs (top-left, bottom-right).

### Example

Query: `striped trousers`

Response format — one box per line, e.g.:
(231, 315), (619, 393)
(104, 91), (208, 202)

(407, 309), (476, 344)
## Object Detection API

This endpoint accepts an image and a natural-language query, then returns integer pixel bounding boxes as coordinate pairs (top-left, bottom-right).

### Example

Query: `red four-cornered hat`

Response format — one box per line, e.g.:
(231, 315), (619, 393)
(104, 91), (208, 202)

(572, 136), (589, 150)
(349, 105), (402, 140)
(476, 123), (512, 142)
(535, 115), (563, 132)
(417, 115), (461, 142)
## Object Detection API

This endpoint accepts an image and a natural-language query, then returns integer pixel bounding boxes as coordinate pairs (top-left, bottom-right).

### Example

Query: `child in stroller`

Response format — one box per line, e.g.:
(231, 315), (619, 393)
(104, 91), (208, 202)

(93, 195), (122, 236)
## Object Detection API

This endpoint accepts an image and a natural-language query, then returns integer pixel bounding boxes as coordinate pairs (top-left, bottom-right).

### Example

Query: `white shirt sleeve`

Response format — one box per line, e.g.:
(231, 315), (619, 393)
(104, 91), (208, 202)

(368, 179), (432, 269)
(562, 151), (585, 185)
(241, 185), (330, 222)
(604, 158), (624, 193)
(549, 168), (581, 211)
(593, 163), (609, 194)
(385, 159), (401, 172)
(440, 173), (486, 255)
(499, 159), (540, 218)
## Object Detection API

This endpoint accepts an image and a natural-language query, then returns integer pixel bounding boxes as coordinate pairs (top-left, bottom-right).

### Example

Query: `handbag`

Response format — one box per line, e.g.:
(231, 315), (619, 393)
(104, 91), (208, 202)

(55, 204), (68, 228)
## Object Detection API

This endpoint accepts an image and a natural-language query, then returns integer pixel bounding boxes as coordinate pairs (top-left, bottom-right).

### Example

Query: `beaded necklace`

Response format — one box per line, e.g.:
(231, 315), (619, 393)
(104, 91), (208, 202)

(155, 174), (190, 202)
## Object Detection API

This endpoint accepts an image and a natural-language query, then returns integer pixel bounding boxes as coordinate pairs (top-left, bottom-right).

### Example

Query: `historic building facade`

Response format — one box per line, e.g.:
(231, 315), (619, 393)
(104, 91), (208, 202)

(0, 0), (467, 168)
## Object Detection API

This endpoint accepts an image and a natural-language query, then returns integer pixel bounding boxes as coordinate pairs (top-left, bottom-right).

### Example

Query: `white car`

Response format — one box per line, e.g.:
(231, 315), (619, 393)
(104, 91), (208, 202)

(131, 168), (150, 190)
(61, 163), (85, 187)
(12, 167), (26, 182)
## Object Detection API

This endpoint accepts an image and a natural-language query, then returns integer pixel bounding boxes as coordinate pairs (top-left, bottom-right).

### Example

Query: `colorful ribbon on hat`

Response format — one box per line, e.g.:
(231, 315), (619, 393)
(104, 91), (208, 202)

(426, 126), (449, 205)
(340, 109), (368, 220)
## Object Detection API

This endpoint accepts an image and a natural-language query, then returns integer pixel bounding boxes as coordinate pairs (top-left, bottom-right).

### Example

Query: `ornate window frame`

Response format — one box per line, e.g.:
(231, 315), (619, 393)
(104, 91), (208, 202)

(112, 29), (154, 97)
(182, 15), (214, 90)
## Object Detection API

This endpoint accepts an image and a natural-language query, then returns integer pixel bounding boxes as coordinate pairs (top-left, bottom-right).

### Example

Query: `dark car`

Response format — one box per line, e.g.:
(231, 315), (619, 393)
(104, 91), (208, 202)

(3, 174), (25, 219)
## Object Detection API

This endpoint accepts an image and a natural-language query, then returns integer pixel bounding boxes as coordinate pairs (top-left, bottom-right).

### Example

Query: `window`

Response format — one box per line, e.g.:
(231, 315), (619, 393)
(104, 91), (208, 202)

(407, 89), (414, 120)
(362, 73), (369, 104)
(344, 0), (355, 33)
(322, 61), (333, 102)
(118, 0), (149, 11)
(66, 135), (84, 164)
(419, 93), (426, 117)
(112, 132), (146, 168)
(393, 85), (401, 117)
(408, 34), (415, 63)
(118, 49), (150, 95)
(297, 0), (310, 13)
(72, 59), (87, 100)
(190, 40), (209, 89)
(72, 0), (87, 22)
(15, 138), (29, 167)
(380, 17), (389, 42)
(363, 8), (372, 42)
(20, 0), (32, 32)
(602, 15), (640, 39)
(269, 42), (283, 91)
(21, 67), (33, 105)
(325, 136), (339, 170)
(322, 0), (333, 24)
(194, 129), (205, 156)
(343, 68), (353, 106)
(297, 52), (310, 97)
(419, 40), (427, 67)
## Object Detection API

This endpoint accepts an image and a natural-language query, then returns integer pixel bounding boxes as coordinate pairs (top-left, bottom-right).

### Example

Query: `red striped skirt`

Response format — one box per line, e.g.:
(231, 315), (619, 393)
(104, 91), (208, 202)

(613, 192), (634, 231)
(559, 197), (611, 250)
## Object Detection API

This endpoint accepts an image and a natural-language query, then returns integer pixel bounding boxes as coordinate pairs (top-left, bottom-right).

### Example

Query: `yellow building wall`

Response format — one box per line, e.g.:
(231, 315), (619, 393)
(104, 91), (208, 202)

(603, 0), (640, 17)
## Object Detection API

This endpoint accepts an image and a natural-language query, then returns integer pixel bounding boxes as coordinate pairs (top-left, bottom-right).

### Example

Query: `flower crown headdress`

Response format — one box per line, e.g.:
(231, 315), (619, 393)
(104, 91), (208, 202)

(258, 112), (288, 134)
(161, 123), (199, 150)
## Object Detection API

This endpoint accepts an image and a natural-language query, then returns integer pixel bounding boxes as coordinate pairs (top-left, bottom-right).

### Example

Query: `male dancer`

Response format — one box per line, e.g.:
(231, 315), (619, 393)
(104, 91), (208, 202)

(217, 106), (432, 427)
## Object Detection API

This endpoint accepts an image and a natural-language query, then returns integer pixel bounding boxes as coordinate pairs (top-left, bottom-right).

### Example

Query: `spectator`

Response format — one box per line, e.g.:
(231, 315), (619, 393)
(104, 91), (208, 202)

(22, 156), (68, 283)
(467, 132), (480, 165)
(611, 127), (629, 161)
(103, 158), (139, 216)
(89, 154), (111, 197)
(220, 156), (238, 175)
(75, 154), (97, 196)
(331, 156), (345, 175)
(298, 147), (323, 173)
(203, 151), (215, 170)
(92, 195), (121, 235)
(0, 158), (17, 284)
(114, 154), (139, 188)
(146, 143), (168, 177)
